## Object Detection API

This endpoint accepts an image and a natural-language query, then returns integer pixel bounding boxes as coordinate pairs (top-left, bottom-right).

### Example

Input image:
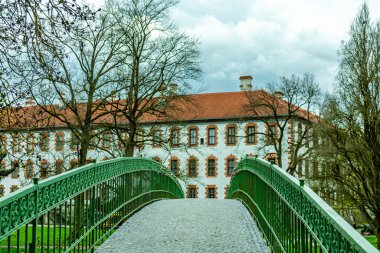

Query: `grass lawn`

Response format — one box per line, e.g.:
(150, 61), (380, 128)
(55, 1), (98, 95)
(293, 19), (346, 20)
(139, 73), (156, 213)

(365, 236), (379, 250)
(0, 225), (111, 253)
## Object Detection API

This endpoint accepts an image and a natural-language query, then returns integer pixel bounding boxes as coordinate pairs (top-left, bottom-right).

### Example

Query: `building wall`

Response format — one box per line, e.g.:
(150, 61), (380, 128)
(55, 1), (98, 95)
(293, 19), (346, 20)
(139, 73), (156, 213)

(0, 119), (297, 199)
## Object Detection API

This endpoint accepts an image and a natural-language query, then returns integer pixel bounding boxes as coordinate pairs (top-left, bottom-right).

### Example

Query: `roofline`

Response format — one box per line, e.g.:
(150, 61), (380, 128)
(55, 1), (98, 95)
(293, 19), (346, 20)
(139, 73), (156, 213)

(0, 114), (314, 133)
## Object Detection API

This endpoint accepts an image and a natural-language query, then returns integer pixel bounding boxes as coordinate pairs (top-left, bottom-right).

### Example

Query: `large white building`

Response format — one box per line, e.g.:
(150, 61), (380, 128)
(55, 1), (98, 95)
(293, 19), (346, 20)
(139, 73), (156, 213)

(0, 76), (311, 199)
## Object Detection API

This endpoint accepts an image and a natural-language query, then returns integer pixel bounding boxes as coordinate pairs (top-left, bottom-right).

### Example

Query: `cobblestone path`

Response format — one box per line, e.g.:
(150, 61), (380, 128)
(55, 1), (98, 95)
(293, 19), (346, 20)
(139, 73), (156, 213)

(95, 199), (270, 253)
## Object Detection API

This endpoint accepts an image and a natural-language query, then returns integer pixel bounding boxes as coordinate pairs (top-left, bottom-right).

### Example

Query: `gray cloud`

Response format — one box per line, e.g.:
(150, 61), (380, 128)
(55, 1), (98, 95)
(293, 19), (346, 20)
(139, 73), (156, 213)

(91, 0), (380, 93)
(171, 0), (380, 93)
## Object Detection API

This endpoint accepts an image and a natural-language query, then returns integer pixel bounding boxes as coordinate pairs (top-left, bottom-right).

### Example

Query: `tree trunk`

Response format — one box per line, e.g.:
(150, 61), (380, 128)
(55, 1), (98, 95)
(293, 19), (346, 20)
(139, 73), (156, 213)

(125, 121), (137, 157)
(73, 136), (89, 240)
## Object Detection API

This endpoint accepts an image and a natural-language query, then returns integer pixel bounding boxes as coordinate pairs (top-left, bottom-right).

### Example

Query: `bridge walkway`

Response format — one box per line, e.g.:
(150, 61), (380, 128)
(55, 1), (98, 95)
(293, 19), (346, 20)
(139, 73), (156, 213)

(95, 199), (270, 253)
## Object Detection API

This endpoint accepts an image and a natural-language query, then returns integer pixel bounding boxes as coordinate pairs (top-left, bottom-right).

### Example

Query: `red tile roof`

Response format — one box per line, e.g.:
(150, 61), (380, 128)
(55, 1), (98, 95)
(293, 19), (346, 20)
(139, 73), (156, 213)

(0, 90), (317, 130)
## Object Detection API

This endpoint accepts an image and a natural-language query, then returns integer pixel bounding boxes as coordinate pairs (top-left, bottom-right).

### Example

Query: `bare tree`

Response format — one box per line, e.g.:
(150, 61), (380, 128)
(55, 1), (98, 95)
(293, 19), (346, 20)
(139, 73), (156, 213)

(0, 0), (95, 177)
(244, 73), (321, 175)
(102, 0), (202, 157)
(316, 3), (380, 248)
(16, 6), (130, 166)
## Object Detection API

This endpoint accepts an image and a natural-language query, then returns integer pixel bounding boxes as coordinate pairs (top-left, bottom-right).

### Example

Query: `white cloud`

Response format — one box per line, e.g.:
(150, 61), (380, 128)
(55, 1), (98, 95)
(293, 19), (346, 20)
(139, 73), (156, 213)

(91, 0), (380, 92)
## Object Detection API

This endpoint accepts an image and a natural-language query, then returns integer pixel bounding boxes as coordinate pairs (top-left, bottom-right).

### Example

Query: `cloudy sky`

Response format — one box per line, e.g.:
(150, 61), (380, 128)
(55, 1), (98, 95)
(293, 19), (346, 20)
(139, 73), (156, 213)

(93, 0), (380, 93)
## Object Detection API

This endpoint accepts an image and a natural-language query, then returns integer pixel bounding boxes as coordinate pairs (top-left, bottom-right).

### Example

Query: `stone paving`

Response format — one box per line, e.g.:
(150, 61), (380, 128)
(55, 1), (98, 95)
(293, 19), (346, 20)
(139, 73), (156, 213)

(95, 199), (270, 253)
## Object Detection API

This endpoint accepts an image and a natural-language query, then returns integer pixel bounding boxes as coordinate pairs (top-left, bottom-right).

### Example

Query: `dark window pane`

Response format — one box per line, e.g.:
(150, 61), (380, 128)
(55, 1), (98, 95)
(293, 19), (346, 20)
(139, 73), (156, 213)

(188, 188), (196, 198)
(171, 160), (178, 175)
(247, 126), (255, 143)
(227, 159), (234, 176)
(171, 129), (179, 145)
(208, 128), (215, 145)
(208, 159), (215, 176)
(227, 127), (235, 144)
(208, 188), (215, 198)
(189, 159), (196, 177)
(190, 129), (197, 145)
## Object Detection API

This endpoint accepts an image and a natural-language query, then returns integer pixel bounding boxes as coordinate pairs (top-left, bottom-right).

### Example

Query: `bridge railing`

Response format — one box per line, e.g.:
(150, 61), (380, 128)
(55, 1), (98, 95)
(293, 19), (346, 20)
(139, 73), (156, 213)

(228, 157), (378, 253)
(0, 157), (184, 253)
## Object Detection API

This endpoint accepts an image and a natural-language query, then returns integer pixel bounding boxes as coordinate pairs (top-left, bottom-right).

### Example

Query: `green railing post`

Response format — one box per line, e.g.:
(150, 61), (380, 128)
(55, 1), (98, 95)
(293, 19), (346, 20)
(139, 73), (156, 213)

(299, 178), (305, 187)
(30, 177), (39, 253)
(0, 157), (184, 253)
(228, 157), (379, 253)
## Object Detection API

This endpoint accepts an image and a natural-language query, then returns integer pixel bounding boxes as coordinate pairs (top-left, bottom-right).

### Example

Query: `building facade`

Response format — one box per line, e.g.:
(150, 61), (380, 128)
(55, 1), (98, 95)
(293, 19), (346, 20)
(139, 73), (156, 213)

(0, 77), (312, 199)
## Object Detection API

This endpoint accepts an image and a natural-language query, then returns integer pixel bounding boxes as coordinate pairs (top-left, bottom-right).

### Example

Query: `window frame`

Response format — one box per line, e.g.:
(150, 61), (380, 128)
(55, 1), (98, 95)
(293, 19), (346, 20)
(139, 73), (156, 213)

(170, 159), (178, 175)
(55, 132), (65, 151)
(55, 159), (64, 175)
(10, 161), (20, 179)
(152, 129), (162, 147)
(26, 134), (34, 153)
(226, 125), (236, 145)
(207, 127), (216, 145)
(40, 160), (49, 179)
(25, 160), (34, 179)
(12, 134), (21, 153)
(188, 127), (198, 146)
(247, 125), (256, 144)
(186, 185), (198, 198)
(170, 128), (180, 147)
(102, 131), (111, 149)
(189, 159), (196, 177)
(0, 185), (4, 197)
(267, 124), (277, 145)
(207, 159), (215, 177)
(39, 133), (50, 151)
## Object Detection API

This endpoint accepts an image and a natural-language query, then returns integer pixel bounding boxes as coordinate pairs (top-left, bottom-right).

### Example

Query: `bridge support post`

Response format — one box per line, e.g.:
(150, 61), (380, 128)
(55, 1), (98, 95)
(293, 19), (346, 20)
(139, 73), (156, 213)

(30, 178), (39, 253)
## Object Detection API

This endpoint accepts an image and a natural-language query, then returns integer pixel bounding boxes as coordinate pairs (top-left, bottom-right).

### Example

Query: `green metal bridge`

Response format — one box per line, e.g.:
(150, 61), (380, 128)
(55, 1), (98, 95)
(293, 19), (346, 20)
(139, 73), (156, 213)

(0, 157), (378, 252)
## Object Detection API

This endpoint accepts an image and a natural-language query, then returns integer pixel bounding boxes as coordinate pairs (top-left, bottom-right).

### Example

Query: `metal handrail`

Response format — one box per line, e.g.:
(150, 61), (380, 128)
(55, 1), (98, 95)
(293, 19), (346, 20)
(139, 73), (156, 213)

(228, 157), (378, 253)
(0, 157), (184, 252)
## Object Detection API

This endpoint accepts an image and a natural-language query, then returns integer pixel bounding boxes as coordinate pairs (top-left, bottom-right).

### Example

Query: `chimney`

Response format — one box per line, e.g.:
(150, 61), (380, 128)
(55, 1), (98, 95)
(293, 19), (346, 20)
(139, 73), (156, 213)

(25, 97), (35, 106)
(239, 75), (253, 91)
(274, 91), (284, 99)
(169, 83), (178, 94)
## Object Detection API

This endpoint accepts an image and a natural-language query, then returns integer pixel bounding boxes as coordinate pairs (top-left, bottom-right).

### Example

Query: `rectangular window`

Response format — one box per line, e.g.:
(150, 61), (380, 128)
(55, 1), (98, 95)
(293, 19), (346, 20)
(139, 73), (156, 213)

(247, 126), (255, 144)
(188, 188), (196, 198)
(55, 161), (64, 175)
(227, 127), (235, 144)
(26, 135), (34, 153)
(208, 128), (216, 145)
(227, 159), (234, 176)
(39, 133), (49, 151)
(189, 159), (196, 177)
(11, 162), (19, 178)
(153, 129), (161, 146)
(0, 187), (4, 197)
(208, 187), (215, 198)
(0, 135), (5, 150)
(40, 162), (49, 178)
(189, 129), (197, 146)
(136, 129), (144, 147)
(10, 186), (18, 193)
(56, 133), (65, 151)
(171, 160), (178, 175)
(170, 129), (179, 146)
(12, 135), (21, 153)
(207, 159), (215, 176)
(268, 125), (276, 144)
(25, 163), (34, 179)
(103, 132), (111, 149)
